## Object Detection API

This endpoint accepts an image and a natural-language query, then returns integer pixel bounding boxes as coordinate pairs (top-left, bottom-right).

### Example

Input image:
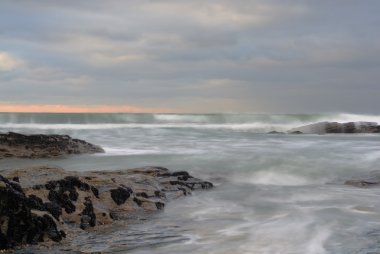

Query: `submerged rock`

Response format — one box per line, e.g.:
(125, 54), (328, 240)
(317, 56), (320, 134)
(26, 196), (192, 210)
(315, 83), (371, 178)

(0, 132), (104, 159)
(289, 131), (303, 134)
(267, 131), (285, 134)
(345, 180), (380, 188)
(288, 122), (380, 134)
(0, 166), (213, 250)
(344, 172), (380, 188)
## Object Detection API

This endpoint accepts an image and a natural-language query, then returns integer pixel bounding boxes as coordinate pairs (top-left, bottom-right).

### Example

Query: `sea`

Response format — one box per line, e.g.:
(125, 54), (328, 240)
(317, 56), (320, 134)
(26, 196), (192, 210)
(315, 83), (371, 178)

(1, 112), (380, 254)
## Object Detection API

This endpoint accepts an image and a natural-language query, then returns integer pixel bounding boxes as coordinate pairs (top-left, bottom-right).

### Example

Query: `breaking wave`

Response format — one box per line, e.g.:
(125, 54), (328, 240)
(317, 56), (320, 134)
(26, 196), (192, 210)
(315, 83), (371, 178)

(0, 113), (379, 132)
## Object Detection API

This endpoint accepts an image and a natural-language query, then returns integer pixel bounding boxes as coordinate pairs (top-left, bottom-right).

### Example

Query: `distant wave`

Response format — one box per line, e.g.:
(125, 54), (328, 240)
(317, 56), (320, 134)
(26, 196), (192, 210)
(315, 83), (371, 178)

(0, 113), (379, 132)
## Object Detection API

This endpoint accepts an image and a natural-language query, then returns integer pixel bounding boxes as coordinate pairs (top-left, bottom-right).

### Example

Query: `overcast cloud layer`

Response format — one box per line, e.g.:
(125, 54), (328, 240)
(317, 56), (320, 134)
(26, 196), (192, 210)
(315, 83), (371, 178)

(0, 0), (379, 113)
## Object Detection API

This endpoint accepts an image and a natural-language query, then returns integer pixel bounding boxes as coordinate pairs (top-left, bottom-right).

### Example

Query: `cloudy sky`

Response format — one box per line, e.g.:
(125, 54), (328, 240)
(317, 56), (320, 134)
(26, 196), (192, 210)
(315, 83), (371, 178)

(0, 0), (379, 113)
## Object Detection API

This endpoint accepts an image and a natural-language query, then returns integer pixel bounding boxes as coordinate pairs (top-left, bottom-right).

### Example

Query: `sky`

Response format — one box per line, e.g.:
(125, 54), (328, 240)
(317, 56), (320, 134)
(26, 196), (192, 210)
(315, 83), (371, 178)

(0, 0), (379, 113)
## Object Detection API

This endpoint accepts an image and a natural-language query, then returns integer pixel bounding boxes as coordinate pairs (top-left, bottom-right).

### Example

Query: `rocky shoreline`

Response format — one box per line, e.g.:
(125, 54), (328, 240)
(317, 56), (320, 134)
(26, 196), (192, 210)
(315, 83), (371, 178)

(0, 166), (213, 250)
(0, 132), (104, 159)
(266, 121), (380, 134)
(287, 121), (380, 134)
(0, 126), (378, 251)
(0, 131), (213, 250)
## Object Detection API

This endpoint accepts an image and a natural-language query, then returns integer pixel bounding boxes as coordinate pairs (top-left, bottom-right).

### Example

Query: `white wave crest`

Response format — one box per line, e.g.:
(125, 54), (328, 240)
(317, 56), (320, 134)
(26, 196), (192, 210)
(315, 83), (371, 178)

(236, 171), (314, 186)
(0, 113), (379, 132)
(153, 114), (209, 123)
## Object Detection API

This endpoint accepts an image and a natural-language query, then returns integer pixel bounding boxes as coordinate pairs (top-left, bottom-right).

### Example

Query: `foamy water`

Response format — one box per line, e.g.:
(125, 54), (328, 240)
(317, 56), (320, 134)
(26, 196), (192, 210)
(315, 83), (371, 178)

(1, 112), (380, 132)
(1, 113), (380, 254)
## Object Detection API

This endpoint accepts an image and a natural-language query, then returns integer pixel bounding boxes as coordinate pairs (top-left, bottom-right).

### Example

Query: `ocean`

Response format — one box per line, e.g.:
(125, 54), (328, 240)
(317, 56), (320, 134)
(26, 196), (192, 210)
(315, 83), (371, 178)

(1, 112), (380, 254)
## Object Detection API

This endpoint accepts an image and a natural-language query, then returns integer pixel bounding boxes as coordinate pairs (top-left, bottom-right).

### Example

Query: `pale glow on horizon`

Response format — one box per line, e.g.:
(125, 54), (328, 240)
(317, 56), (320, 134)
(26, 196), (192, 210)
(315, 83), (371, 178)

(0, 104), (170, 113)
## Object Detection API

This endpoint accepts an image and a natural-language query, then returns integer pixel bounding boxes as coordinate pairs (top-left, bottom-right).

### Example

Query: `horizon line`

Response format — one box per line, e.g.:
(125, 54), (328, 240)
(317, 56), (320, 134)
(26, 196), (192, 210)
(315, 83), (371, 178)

(0, 104), (173, 113)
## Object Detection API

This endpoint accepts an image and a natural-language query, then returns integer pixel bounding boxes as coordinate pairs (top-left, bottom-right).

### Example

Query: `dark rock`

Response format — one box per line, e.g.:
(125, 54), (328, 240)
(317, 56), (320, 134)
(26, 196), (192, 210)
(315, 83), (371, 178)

(44, 176), (96, 214)
(0, 175), (64, 249)
(110, 187), (131, 205)
(38, 214), (63, 242)
(80, 197), (96, 230)
(345, 180), (379, 188)
(64, 176), (90, 191)
(158, 171), (190, 178)
(154, 190), (162, 197)
(48, 190), (76, 214)
(289, 122), (380, 134)
(0, 132), (104, 159)
(170, 171), (190, 177)
(91, 186), (99, 198)
(200, 181), (213, 189)
(155, 202), (165, 210)
(136, 192), (149, 198)
(0, 166), (213, 250)
(26, 194), (45, 210)
(133, 197), (143, 206)
(32, 184), (44, 190)
(8, 181), (23, 193)
(170, 180), (188, 187)
(344, 171), (380, 188)
(44, 202), (62, 220)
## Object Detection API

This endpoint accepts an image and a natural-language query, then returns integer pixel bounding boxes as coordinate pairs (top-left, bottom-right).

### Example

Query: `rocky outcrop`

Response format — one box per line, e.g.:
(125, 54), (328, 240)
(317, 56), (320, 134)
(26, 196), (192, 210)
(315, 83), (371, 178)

(344, 172), (380, 188)
(345, 179), (380, 188)
(0, 166), (213, 249)
(0, 175), (65, 249)
(0, 132), (104, 159)
(288, 122), (380, 134)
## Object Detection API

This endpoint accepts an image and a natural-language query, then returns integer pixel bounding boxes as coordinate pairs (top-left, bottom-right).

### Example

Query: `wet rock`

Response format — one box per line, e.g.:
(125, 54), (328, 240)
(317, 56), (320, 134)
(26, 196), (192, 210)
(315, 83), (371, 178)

(26, 194), (45, 210)
(345, 180), (379, 188)
(110, 187), (132, 205)
(0, 166), (213, 250)
(155, 202), (165, 210)
(133, 197), (143, 206)
(267, 131), (285, 134)
(136, 192), (149, 198)
(0, 175), (64, 249)
(44, 202), (62, 220)
(91, 186), (99, 198)
(48, 189), (76, 214)
(344, 171), (380, 188)
(289, 122), (380, 134)
(80, 198), (96, 230)
(0, 132), (104, 159)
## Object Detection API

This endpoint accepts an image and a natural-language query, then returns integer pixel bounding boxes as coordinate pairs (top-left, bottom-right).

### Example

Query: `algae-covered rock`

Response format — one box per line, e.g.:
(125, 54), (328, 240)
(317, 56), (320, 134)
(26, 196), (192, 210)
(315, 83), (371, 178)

(0, 166), (213, 250)
(0, 175), (64, 249)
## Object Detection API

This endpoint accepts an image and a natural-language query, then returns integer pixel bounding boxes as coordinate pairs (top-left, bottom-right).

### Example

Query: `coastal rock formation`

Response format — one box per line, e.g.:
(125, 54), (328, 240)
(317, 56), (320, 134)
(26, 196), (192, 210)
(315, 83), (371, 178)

(0, 175), (65, 249)
(0, 166), (213, 249)
(0, 132), (104, 159)
(344, 171), (380, 188)
(288, 122), (380, 134)
(267, 131), (285, 134)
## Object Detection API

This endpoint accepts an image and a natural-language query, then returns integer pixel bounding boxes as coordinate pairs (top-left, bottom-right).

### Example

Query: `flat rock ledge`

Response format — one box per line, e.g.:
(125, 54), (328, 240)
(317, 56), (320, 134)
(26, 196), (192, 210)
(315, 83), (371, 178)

(0, 166), (213, 250)
(0, 132), (104, 159)
(288, 122), (380, 134)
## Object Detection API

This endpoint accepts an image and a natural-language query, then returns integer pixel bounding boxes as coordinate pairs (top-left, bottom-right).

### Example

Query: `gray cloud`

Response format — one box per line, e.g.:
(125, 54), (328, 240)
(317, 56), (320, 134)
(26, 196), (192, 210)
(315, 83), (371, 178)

(0, 0), (379, 113)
